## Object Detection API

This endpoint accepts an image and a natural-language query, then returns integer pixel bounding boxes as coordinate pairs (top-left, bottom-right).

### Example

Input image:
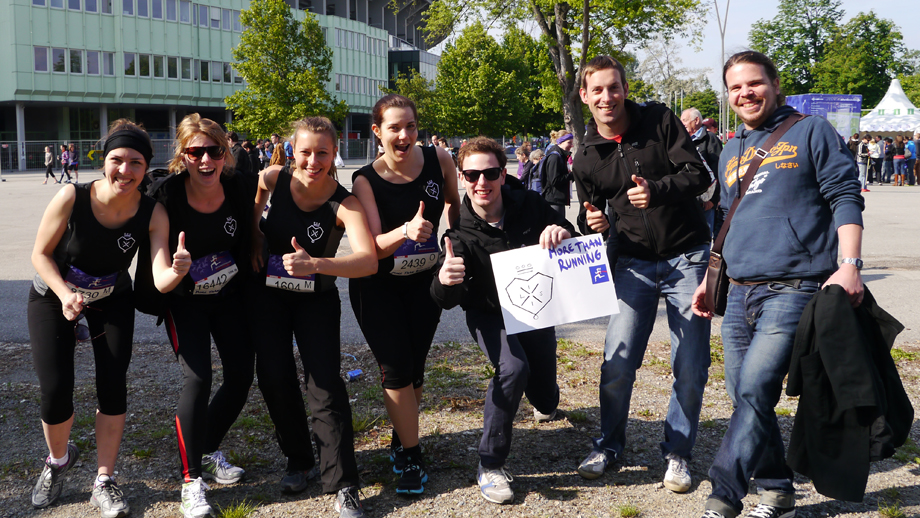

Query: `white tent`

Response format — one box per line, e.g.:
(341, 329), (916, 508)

(859, 79), (920, 133)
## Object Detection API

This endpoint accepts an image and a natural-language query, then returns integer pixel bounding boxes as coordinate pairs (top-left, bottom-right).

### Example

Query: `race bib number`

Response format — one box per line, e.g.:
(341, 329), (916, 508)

(265, 254), (315, 292)
(390, 239), (439, 276)
(64, 266), (117, 302)
(189, 251), (239, 295)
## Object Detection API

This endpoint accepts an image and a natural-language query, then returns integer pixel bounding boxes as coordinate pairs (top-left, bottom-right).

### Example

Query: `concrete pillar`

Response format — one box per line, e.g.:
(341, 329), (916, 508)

(16, 102), (26, 171)
(168, 107), (177, 140)
(99, 105), (108, 140)
(225, 110), (232, 125)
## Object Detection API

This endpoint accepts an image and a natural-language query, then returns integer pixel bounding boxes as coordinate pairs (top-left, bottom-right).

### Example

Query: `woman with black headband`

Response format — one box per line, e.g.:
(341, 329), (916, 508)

(27, 119), (188, 518)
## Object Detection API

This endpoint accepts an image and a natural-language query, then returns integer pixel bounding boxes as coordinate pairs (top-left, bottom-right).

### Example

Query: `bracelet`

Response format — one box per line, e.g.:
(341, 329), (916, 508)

(402, 222), (409, 239)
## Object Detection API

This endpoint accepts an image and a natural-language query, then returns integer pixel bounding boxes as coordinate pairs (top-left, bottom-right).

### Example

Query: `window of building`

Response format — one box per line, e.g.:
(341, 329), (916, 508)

(181, 57), (191, 79)
(85, 0), (97, 11)
(34, 47), (49, 72)
(103, 52), (114, 75)
(138, 54), (150, 76)
(232, 10), (241, 31)
(137, 0), (147, 16)
(151, 0), (161, 17)
(334, 73), (340, 92)
(87, 51), (100, 75)
(221, 8), (230, 30)
(165, 0), (175, 19)
(33, 0), (45, 7)
(350, 75), (355, 93)
(211, 61), (221, 82)
(200, 60), (209, 81)
(124, 52), (136, 75)
(233, 65), (242, 84)
(153, 55), (164, 77)
(70, 50), (82, 74)
(100, 0), (111, 13)
(199, 4), (208, 27)
(123, 0), (133, 15)
(52, 48), (66, 73)
(68, 0), (80, 10)
(179, 0), (189, 22)
(209, 6), (219, 28)
(193, 59), (199, 80)
(223, 62), (231, 83)
(167, 56), (178, 78)
(50, 0), (63, 8)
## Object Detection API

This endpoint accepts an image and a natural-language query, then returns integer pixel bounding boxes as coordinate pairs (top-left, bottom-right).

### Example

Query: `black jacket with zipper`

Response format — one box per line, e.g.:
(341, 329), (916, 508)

(430, 175), (577, 315)
(573, 100), (711, 260)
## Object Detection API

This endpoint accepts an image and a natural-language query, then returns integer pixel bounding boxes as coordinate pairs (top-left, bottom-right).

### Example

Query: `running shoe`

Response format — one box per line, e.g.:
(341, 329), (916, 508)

(663, 453), (691, 493)
(334, 486), (366, 518)
(396, 457), (428, 495)
(90, 475), (130, 518)
(179, 477), (211, 518)
(477, 463), (514, 504)
(201, 451), (244, 485)
(31, 442), (80, 508)
(576, 449), (608, 480)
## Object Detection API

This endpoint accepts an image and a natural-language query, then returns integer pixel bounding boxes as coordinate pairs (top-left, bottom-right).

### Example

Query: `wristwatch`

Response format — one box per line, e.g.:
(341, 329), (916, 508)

(841, 257), (863, 270)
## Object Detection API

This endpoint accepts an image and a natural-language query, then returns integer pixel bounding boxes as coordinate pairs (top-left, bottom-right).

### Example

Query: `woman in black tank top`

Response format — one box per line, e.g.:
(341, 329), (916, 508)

(348, 94), (460, 495)
(27, 119), (188, 515)
(251, 117), (376, 515)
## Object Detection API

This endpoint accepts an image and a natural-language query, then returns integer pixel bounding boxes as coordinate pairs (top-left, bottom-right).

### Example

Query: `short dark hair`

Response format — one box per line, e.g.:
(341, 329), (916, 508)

(227, 131), (239, 143)
(722, 50), (779, 87)
(581, 55), (627, 90)
(456, 136), (507, 171)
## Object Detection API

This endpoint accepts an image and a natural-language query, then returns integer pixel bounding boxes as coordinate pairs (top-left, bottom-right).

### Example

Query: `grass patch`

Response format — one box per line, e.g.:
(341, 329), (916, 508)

(701, 419), (717, 429)
(557, 338), (578, 352)
(775, 408), (794, 417)
(567, 410), (589, 424)
(709, 370), (725, 382)
(132, 448), (154, 459)
(151, 426), (173, 440)
(74, 437), (93, 452)
(892, 438), (920, 464)
(645, 355), (670, 369)
(352, 412), (382, 434)
(878, 500), (906, 518)
(74, 413), (95, 428)
(636, 409), (653, 418)
(226, 450), (270, 469)
(480, 363), (496, 381)
(361, 385), (383, 402)
(234, 416), (272, 432)
(618, 503), (641, 518)
(215, 499), (259, 518)
(710, 335), (724, 364)
(890, 348), (918, 362)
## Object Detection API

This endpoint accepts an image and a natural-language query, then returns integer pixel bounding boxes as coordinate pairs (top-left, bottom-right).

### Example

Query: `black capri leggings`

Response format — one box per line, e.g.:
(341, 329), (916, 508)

(348, 273), (441, 390)
(28, 286), (135, 424)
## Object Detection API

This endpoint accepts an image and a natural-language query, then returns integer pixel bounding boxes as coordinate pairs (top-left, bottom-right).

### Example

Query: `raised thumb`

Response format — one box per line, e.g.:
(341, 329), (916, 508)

(291, 236), (305, 252)
(444, 237), (455, 259)
(632, 174), (646, 186)
(177, 231), (186, 251)
(583, 201), (598, 212)
(416, 200), (426, 218)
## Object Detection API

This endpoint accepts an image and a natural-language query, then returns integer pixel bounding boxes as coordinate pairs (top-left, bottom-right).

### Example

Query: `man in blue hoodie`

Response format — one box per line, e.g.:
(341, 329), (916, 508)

(691, 51), (864, 518)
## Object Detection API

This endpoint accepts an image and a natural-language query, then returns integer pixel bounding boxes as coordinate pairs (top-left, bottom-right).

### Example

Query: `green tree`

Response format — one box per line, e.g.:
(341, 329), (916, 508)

(749, 0), (843, 95)
(499, 26), (562, 136)
(423, 0), (704, 150)
(811, 12), (915, 108)
(431, 22), (531, 137)
(900, 74), (920, 108)
(384, 69), (439, 133)
(681, 89), (719, 123)
(226, 0), (346, 138)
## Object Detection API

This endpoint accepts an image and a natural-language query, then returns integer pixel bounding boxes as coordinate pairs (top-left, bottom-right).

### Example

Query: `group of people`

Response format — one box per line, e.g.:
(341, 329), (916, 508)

(28, 49), (866, 518)
(850, 132), (919, 189)
(42, 143), (80, 185)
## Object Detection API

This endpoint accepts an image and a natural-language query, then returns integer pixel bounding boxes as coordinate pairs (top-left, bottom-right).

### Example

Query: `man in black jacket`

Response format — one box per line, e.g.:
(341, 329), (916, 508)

(572, 55), (712, 493)
(680, 108), (722, 237)
(431, 137), (575, 506)
(542, 131), (575, 215)
(227, 132), (256, 198)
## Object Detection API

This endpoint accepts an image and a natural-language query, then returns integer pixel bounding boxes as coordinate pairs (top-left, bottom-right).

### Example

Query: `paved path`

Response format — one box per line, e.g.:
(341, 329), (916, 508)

(1, 168), (917, 347)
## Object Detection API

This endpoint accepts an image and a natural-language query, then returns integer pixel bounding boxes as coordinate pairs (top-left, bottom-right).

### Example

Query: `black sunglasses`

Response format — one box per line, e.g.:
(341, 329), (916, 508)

(74, 307), (105, 343)
(185, 146), (226, 161)
(461, 167), (502, 183)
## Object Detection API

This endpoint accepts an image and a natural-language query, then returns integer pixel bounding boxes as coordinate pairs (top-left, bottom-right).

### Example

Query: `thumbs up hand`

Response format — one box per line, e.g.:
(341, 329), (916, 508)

(438, 237), (465, 286)
(171, 231), (192, 276)
(406, 201), (433, 243)
(583, 201), (610, 233)
(283, 237), (316, 276)
(627, 174), (650, 209)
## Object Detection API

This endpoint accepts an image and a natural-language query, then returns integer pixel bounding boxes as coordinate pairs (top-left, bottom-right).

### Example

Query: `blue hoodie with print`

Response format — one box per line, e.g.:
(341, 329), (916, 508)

(719, 105), (864, 282)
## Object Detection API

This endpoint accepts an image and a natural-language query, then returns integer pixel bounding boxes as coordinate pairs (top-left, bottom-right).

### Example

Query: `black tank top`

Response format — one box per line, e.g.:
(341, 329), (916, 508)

(33, 181), (156, 297)
(352, 146), (445, 277)
(261, 167), (351, 293)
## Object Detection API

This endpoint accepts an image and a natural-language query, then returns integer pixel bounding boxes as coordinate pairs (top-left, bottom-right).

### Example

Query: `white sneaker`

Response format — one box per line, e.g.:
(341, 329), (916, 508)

(663, 453), (691, 493)
(180, 477), (212, 518)
(533, 407), (560, 422)
(477, 463), (514, 504)
(577, 450), (608, 479)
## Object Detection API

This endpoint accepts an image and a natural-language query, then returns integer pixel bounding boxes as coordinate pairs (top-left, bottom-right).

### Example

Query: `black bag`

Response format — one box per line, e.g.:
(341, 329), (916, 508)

(705, 113), (806, 315)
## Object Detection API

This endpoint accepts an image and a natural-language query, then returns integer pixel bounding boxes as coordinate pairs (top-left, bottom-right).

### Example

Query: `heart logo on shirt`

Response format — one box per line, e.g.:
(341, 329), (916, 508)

(307, 222), (324, 243)
(224, 217), (237, 237)
(425, 180), (440, 200)
(117, 233), (135, 253)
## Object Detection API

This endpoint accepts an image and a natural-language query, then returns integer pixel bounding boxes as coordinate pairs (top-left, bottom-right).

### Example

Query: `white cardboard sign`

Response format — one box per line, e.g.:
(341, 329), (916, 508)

(490, 235), (619, 335)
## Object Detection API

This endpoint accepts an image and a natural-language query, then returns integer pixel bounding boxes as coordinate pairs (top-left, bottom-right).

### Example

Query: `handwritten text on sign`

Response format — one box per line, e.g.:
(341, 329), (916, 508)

(490, 235), (619, 335)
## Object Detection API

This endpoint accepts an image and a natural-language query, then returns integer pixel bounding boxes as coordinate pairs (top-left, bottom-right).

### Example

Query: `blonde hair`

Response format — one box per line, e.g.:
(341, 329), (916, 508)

(168, 113), (235, 175)
(290, 116), (339, 180)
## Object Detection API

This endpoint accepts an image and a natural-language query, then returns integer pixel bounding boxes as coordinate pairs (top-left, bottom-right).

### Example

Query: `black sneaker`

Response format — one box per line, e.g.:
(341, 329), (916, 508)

(280, 466), (320, 494)
(396, 458), (428, 495)
(31, 443), (80, 508)
(745, 503), (795, 518)
(334, 486), (366, 518)
(390, 445), (407, 474)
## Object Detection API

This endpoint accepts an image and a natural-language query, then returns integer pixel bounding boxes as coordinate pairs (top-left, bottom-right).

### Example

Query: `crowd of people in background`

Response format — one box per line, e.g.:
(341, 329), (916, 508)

(850, 131), (919, 190)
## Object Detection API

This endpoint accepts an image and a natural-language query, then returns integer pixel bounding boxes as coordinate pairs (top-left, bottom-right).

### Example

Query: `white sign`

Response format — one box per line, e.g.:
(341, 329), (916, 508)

(490, 235), (619, 335)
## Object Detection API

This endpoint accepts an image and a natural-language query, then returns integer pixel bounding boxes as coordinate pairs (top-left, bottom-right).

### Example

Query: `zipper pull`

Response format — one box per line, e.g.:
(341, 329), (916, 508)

(634, 159), (642, 179)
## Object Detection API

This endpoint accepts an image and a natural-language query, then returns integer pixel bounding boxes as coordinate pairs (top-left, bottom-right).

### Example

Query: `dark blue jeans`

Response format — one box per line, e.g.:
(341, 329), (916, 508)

(705, 280), (820, 517)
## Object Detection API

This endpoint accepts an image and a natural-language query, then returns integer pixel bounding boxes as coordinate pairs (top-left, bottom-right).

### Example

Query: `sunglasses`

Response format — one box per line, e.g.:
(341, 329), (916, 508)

(74, 307), (105, 343)
(461, 167), (502, 183)
(185, 146), (226, 161)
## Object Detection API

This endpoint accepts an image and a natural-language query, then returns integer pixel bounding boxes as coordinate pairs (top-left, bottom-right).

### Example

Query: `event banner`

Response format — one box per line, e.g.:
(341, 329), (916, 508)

(490, 235), (619, 335)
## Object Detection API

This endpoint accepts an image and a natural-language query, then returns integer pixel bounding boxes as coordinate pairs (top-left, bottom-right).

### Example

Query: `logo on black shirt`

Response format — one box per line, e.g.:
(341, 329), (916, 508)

(117, 233), (135, 253)
(425, 180), (440, 200)
(307, 221), (324, 243)
(224, 217), (237, 237)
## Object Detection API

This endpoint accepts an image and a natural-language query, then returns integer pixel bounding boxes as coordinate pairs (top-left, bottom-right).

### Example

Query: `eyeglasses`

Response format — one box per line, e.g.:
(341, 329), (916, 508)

(185, 146), (226, 161)
(74, 307), (105, 343)
(461, 167), (502, 183)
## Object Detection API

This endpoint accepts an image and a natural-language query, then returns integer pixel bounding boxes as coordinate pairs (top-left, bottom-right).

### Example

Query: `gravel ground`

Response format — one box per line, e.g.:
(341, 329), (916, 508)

(0, 336), (918, 518)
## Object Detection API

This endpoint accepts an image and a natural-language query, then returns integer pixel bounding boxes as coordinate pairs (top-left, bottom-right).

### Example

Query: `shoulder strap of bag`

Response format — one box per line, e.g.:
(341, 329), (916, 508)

(712, 112), (806, 254)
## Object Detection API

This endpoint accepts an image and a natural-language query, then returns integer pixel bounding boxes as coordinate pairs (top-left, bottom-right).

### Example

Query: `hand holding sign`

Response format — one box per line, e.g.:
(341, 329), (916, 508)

(172, 231), (192, 276)
(406, 201), (433, 243)
(284, 237), (317, 276)
(539, 224), (572, 249)
(61, 291), (84, 321)
(627, 175), (650, 209)
(583, 202), (610, 233)
(438, 237), (465, 286)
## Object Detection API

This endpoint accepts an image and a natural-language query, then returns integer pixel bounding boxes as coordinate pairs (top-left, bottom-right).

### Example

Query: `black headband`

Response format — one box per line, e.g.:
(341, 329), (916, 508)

(103, 130), (154, 165)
